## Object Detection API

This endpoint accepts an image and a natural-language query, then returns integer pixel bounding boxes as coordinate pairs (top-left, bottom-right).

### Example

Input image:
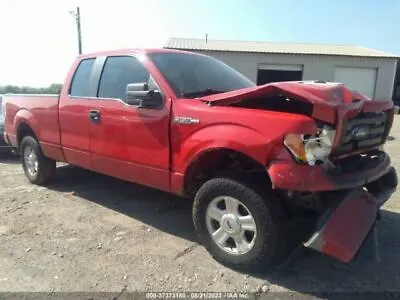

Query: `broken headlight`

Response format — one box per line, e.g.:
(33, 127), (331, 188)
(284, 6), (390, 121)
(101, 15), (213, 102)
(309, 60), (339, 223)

(283, 125), (336, 166)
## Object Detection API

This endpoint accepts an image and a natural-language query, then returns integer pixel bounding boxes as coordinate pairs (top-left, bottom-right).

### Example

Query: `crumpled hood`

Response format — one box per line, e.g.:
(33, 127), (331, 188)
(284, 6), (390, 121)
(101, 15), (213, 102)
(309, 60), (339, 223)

(199, 81), (381, 124)
(199, 81), (370, 105)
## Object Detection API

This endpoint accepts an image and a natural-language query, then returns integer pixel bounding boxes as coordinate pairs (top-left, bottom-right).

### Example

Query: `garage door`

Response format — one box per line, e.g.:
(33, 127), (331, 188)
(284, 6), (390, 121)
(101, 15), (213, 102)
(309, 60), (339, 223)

(257, 64), (303, 85)
(334, 67), (377, 98)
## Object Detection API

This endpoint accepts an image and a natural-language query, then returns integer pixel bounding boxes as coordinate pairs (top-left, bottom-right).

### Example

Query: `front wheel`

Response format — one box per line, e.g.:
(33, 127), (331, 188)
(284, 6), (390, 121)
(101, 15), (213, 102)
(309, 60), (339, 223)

(193, 177), (291, 272)
(20, 136), (56, 185)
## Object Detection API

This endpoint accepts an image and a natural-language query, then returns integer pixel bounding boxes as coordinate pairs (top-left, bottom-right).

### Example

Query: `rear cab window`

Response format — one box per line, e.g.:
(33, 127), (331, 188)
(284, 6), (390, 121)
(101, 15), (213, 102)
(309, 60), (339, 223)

(69, 58), (95, 97)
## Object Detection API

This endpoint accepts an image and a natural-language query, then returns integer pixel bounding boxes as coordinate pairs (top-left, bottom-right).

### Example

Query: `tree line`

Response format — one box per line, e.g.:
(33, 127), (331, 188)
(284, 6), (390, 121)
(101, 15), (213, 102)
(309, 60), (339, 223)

(0, 83), (63, 95)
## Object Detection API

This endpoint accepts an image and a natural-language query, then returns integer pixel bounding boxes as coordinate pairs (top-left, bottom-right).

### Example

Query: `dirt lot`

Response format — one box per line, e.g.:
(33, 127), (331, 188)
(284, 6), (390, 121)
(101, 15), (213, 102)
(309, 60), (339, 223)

(1, 117), (400, 297)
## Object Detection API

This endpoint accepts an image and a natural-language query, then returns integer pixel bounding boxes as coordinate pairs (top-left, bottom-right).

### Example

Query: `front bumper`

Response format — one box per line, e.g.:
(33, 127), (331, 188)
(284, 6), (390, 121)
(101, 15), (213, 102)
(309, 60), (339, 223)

(267, 150), (392, 192)
(304, 167), (396, 263)
(268, 150), (397, 263)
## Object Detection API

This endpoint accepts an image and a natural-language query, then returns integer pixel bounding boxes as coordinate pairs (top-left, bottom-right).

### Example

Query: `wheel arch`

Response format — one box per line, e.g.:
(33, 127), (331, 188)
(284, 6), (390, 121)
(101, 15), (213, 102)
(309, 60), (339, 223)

(17, 122), (38, 147)
(14, 108), (40, 147)
(183, 147), (272, 198)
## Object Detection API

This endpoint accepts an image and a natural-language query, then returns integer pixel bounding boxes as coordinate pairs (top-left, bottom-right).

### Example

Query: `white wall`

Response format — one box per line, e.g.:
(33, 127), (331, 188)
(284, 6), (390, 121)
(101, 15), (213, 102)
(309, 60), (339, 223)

(333, 66), (377, 98)
(195, 50), (398, 100)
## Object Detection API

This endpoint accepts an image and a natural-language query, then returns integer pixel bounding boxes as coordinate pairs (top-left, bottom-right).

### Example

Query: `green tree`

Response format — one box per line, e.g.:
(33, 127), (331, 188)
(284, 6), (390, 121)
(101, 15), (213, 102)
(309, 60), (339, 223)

(0, 84), (63, 95)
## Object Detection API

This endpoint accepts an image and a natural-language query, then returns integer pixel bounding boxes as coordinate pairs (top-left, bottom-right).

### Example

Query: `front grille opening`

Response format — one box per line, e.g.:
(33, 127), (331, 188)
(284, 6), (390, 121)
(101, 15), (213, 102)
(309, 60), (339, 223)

(335, 111), (388, 155)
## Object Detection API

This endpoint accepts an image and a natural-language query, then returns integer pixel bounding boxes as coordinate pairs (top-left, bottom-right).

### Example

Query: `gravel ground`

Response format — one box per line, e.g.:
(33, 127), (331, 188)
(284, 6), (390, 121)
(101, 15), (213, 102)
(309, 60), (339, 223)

(0, 117), (400, 298)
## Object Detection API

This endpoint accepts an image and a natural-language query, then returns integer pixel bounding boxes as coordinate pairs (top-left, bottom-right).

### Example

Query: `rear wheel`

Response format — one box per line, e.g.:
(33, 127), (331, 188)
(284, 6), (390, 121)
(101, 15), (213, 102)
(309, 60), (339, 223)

(20, 136), (56, 185)
(192, 176), (291, 272)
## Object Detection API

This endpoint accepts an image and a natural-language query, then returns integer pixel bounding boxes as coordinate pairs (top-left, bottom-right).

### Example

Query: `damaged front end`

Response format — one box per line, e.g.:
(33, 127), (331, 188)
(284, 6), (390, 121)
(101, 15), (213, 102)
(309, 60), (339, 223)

(304, 166), (397, 263)
(269, 150), (398, 263)
(201, 81), (398, 264)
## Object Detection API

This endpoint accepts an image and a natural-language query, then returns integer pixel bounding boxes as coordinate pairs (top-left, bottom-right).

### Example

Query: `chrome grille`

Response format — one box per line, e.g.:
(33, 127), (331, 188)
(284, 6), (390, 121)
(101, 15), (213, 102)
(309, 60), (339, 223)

(336, 111), (388, 154)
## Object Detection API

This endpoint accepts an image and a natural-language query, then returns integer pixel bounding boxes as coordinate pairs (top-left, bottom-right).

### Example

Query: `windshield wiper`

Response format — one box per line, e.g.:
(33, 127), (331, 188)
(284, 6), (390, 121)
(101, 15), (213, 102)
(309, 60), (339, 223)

(182, 88), (227, 98)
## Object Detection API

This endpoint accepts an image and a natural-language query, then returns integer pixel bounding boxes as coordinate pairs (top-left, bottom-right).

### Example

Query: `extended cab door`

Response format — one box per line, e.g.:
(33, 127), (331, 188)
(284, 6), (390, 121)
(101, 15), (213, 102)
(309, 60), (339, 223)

(87, 55), (171, 191)
(59, 57), (99, 170)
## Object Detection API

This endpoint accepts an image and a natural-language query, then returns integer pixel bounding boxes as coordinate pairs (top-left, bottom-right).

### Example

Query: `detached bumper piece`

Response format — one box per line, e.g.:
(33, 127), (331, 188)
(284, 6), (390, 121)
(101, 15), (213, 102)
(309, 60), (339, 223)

(304, 167), (397, 263)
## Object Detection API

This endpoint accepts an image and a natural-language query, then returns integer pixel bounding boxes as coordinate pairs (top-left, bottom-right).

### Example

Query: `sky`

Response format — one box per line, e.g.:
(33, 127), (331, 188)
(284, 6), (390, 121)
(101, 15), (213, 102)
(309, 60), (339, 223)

(0, 0), (398, 87)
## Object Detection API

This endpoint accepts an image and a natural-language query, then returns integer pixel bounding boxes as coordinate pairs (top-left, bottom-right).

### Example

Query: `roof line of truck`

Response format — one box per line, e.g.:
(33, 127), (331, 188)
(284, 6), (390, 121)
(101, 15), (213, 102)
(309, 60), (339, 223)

(76, 48), (202, 59)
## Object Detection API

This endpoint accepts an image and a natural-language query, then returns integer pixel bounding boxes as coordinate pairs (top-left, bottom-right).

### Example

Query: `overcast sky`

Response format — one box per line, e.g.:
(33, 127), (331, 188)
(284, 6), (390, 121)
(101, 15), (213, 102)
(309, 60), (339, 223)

(0, 0), (398, 87)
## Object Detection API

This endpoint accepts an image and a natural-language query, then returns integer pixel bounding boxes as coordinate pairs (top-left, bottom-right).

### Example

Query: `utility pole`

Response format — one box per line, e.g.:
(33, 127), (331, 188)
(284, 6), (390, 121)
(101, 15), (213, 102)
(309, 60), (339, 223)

(69, 6), (82, 55)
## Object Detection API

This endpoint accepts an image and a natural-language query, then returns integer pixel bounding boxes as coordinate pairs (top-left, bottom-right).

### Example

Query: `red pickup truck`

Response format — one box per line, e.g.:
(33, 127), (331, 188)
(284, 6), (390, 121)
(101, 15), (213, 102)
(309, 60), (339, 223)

(2, 48), (397, 271)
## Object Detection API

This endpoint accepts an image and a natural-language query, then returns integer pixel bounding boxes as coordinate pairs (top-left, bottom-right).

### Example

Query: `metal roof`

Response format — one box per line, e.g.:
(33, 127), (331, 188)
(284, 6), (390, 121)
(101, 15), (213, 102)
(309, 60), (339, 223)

(165, 37), (399, 58)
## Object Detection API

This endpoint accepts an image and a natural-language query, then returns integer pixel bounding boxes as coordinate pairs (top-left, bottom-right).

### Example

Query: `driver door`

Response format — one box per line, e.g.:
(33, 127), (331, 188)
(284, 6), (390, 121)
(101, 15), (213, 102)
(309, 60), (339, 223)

(88, 55), (171, 191)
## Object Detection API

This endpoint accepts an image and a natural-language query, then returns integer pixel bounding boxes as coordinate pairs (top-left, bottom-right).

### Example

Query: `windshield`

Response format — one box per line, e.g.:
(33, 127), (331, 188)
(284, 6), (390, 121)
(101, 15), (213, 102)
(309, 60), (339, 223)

(147, 52), (255, 98)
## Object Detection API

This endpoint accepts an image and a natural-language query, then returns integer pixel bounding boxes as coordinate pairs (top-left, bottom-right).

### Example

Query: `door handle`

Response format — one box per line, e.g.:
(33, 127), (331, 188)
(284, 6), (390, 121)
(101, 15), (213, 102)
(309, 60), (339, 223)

(89, 109), (101, 122)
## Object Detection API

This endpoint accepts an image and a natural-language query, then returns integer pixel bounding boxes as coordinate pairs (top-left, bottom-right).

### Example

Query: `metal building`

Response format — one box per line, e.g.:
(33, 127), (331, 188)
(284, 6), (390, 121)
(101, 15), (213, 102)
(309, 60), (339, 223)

(164, 37), (399, 100)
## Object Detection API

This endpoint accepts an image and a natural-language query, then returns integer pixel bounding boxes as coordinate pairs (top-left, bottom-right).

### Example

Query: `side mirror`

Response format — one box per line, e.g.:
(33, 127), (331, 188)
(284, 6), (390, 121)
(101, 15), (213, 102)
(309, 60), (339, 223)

(126, 83), (163, 108)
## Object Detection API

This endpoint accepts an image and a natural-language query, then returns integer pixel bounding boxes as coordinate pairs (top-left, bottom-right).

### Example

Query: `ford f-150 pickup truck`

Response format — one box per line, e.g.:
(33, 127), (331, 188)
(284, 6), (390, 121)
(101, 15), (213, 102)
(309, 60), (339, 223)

(2, 48), (398, 271)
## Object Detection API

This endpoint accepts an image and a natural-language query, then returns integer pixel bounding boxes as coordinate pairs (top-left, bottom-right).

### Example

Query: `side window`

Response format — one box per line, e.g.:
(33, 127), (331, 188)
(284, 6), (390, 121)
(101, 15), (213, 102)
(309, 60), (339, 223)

(69, 58), (95, 97)
(98, 56), (150, 101)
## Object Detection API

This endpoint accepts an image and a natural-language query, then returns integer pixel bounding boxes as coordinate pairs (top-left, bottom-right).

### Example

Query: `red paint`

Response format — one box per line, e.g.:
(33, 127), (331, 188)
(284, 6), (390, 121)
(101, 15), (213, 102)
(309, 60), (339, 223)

(171, 99), (318, 176)
(87, 98), (171, 192)
(305, 190), (378, 263)
(2, 48), (397, 264)
(1, 49), (394, 196)
(58, 56), (96, 169)
(200, 81), (371, 124)
(267, 148), (392, 191)
(39, 142), (64, 161)
(201, 82), (393, 155)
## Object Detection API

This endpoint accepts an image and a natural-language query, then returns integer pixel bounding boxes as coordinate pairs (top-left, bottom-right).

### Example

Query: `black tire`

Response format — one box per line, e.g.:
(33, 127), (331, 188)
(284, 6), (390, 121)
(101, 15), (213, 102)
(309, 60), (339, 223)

(192, 176), (291, 272)
(20, 135), (56, 185)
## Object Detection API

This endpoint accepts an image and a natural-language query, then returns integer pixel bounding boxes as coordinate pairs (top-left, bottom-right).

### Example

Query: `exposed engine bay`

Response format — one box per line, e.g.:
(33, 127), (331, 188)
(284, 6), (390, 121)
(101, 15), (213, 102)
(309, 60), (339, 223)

(230, 94), (313, 117)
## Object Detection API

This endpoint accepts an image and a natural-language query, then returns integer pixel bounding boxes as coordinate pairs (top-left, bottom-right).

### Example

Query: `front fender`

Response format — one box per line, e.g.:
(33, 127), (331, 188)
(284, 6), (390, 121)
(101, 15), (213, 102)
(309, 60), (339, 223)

(175, 124), (275, 174)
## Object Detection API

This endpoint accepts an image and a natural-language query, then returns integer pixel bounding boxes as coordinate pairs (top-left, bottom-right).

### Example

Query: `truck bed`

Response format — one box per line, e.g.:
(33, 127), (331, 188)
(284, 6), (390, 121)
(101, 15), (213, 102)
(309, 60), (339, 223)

(3, 94), (61, 155)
